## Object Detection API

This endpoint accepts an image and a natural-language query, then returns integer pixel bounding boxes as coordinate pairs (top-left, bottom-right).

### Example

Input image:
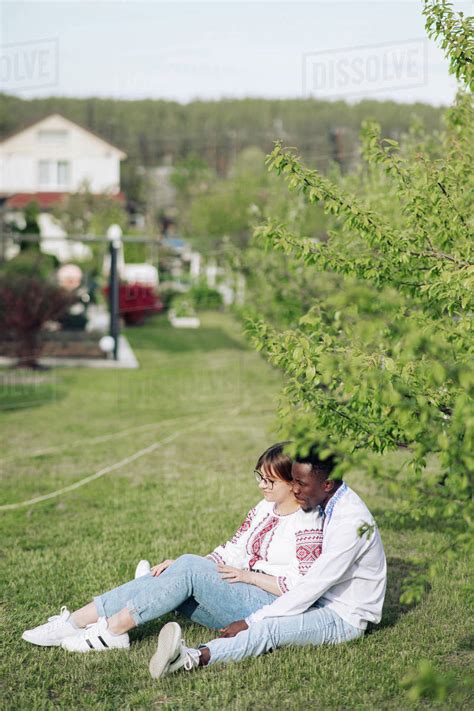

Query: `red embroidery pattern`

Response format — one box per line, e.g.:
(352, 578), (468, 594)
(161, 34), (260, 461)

(295, 528), (323, 575)
(278, 576), (289, 593)
(247, 515), (280, 569)
(207, 551), (225, 565)
(229, 506), (257, 544)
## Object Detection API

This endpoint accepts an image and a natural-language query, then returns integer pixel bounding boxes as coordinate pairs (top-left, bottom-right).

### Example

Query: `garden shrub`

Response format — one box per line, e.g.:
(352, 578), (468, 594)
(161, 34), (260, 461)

(188, 282), (223, 310)
(169, 294), (197, 318)
(0, 273), (74, 368)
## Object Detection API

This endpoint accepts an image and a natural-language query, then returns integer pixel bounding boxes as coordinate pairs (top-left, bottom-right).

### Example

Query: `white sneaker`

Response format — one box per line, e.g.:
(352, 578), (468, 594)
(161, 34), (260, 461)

(149, 622), (200, 679)
(22, 606), (81, 646)
(61, 616), (130, 653)
(135, 559), (151, 578)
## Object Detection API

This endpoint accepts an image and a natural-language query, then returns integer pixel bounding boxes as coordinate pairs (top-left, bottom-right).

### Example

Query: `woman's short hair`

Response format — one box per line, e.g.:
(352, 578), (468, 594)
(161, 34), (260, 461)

(256, 442), (293, 482)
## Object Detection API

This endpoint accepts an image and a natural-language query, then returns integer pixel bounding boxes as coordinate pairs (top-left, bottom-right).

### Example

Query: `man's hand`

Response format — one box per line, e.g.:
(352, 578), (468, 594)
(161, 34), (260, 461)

(219, 620), (249, 637)
(150, 559), (175, 577)
(218, 565), (253, 584)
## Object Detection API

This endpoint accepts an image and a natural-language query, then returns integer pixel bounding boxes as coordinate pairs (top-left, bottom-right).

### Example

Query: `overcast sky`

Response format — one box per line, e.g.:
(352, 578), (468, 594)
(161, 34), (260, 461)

(0, 1), (470, 105)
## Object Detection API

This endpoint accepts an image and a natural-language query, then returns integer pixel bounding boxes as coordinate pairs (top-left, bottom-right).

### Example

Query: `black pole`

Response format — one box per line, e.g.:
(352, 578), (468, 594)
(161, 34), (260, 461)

(109, 239), (120, 360)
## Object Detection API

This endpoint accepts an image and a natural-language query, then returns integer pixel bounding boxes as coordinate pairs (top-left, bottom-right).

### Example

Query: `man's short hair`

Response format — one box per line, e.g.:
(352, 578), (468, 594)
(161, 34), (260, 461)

(294, 446), (340, 481)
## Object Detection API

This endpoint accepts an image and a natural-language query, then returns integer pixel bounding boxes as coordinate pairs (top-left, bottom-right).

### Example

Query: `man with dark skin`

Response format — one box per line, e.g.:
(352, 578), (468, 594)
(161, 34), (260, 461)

(149, 449), (386, 676)
(197, 459), (342, 665)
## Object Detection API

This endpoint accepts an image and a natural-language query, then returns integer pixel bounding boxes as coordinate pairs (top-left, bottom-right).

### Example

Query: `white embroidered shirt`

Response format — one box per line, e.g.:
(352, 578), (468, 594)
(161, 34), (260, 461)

(246, 485), (387, 630)
(207, 499), (323, 594)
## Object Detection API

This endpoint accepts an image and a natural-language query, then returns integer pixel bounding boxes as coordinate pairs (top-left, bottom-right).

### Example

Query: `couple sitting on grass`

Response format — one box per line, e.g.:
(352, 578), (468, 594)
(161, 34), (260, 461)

(22, 442), (387, 678)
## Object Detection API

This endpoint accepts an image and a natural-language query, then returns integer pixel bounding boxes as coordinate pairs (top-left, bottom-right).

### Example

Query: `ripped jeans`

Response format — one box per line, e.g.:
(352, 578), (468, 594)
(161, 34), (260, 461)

(94, 554), (277, 628)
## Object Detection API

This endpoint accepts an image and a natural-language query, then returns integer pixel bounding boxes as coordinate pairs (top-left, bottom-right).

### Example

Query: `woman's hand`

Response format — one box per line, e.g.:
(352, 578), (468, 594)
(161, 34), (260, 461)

(218, 565), (254, 584)
(150, 559), (175, 577)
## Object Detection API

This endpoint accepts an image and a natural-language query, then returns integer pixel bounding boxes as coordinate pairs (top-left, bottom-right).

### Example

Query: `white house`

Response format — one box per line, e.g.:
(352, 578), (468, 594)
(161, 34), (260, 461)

(0, 113), (127, 197)
(0, 114), (127, 262)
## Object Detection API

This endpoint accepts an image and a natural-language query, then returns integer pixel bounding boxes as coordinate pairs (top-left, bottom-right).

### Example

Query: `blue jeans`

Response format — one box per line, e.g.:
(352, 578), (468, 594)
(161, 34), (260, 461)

(94, 554), (277, 628)
(205, 604), (364, 665)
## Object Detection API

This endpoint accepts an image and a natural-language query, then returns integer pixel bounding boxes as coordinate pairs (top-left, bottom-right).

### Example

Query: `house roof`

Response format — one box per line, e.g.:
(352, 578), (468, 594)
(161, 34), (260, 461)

(4, 191), (126, 209)
(0, 113), (127, 158)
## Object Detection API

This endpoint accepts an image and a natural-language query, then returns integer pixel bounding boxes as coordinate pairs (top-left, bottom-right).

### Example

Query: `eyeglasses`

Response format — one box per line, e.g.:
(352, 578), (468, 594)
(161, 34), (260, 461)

(254, 469), (276, 490)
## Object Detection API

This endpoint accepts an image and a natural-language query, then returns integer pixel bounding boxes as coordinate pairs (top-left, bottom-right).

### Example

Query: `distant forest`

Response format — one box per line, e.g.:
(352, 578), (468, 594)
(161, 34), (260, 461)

(0, 93), (444, 179)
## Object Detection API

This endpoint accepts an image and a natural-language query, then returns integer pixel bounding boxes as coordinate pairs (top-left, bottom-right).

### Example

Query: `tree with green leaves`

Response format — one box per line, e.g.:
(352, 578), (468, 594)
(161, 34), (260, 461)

(174, 146), (328, 254)
(0, 94), (445, 179)
(53, 186), (130, 275)
(55, 186), (128, 236)
(246, 0), (473, 600)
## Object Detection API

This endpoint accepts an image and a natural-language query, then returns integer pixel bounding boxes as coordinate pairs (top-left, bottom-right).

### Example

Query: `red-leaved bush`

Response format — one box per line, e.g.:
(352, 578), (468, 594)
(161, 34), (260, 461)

(0, 274), (74, 367)
(104, 283), (164, 325)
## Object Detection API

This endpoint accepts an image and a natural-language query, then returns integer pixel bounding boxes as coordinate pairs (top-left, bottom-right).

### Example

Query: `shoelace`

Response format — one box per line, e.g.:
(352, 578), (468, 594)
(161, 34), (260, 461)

(183, 656), (194, 671)
(47, 606), (68, 624)
(182, 642), (199, 670)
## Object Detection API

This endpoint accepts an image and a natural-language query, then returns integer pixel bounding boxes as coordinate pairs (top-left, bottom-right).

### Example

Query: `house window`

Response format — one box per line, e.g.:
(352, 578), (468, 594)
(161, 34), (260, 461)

(38, 160), (52, 187)
(37, 129), (69, 144)
(57, 161), (70, 187)
(38, 160), (71, 188)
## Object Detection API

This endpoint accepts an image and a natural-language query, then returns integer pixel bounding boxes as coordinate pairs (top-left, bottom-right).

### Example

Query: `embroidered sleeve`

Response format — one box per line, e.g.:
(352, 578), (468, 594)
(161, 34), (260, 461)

(230, 506), (258, 544)
(295, 529), (324, 575)
(273, 527), (324, 592)
(207, 503), (262, 569)
(206, 551), (225, 565)
(277, 575), (290, 594)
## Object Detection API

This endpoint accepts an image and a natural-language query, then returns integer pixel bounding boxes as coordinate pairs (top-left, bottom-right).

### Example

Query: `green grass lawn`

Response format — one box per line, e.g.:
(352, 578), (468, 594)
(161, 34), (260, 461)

(1, 313), (471, 710)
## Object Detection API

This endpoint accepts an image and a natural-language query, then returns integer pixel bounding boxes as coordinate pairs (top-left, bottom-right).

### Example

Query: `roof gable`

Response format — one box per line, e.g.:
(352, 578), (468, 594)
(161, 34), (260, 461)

(0, 113), (127, 158)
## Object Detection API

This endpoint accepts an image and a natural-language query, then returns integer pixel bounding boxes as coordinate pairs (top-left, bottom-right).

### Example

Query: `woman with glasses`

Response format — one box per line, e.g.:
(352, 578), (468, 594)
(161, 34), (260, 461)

(206, 442), (323, 596)
(22, 443), (323, 653)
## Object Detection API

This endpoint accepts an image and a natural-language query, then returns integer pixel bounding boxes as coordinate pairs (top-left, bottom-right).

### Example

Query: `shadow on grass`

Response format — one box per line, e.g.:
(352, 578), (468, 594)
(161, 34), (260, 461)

(125, 318), (249, 354)
(0, 371), (65, 413)
(131, 613), (184, 643)
(367, 556), (423, 634)
(457, 635), (473, 651)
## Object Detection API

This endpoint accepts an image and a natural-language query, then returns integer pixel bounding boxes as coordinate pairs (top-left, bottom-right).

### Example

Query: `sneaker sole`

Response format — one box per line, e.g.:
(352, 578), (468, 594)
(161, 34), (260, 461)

(149, 622), (182, 679)
(22, 631), (61, 646)
(61, 635), (130, 653)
